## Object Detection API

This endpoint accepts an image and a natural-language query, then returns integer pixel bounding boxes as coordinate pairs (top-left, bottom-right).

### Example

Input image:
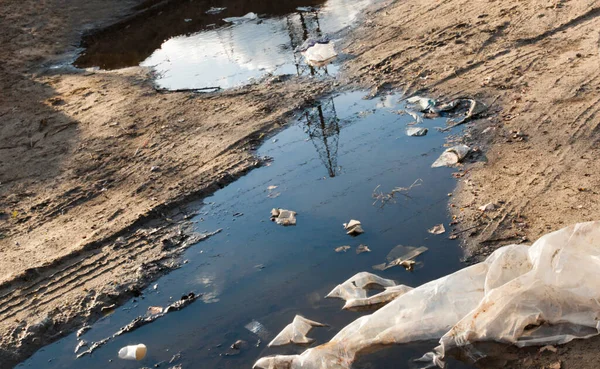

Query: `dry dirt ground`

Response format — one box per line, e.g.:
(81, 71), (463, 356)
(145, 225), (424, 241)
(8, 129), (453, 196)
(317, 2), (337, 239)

(1, 0), (600, 368)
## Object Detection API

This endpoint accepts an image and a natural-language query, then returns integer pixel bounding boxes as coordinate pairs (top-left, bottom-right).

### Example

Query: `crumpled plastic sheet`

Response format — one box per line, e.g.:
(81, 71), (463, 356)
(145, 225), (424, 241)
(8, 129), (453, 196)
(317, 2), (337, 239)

(254, 222), (600, 369)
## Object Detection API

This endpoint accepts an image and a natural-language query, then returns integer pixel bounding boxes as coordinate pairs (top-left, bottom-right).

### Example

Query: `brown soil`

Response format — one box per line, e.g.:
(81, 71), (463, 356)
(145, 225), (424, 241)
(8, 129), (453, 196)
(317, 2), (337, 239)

(1, 0), (600, 368)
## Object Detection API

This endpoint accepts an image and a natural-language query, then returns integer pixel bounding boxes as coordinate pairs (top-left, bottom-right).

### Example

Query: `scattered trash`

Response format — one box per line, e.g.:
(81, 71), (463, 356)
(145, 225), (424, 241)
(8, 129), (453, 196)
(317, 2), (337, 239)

(254, 221), (600, 369)
(267, 185), (278, 191)
(539, 345), (558, 353)
(407, 96), (436, 113)
(343, 220), (364, 236)
(205, 7), (226, 14)
(184, 18), (192, 22)
(326, 272), (412, 311)
(267, 185), (281, 198)
(372, 245), (428, 271)
(302, 42), (337, 65)
(245, 320), (269, 340)
(118, 343), (147, 361)
(431, 145), (470, 168)
(406, 127), (428, 137)
(335, 245), (351, 253)
(356, 244), (371, 254)
(478, 203), (496, 212)
(428, 224), (446, 235)
(268, 316), (327, 347)
(223, 12), (258, 24)
(270, 208), (297, 226)
(254, 264), (266, 270)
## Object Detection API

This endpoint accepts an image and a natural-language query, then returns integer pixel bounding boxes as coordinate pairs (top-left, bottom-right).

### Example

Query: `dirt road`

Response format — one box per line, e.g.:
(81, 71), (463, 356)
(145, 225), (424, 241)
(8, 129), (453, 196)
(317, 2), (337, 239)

(1, 0), (600, 367)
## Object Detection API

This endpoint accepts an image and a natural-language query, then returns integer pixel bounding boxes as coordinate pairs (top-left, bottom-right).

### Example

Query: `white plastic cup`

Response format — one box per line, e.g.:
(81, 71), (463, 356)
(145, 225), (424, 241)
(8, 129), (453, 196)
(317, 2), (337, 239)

(118, 343), (147, 360)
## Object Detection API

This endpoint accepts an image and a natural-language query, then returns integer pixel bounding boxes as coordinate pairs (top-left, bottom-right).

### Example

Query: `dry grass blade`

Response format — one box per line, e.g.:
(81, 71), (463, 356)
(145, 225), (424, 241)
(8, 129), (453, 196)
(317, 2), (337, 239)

(372, 179), (423, 208)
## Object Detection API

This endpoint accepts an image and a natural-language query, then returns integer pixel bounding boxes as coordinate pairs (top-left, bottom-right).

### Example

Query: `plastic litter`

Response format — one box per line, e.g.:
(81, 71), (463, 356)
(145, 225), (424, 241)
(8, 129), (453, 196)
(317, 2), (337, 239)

(343, 219), (364, 236)
(206, 7), (226, 15)
(356, 244), (371, 254)
(268, 316), (327, 347)
(372, 245), (428, 271)
(245, 320), (270, 340)
(407, 96), (436, 112)
(254, 221), (600, 369)
(270, 208), (297, 226)
(406, 127), (428, 137)
(431, 145), (470, 168)
(428, 224), (446, 235)
(325, 272), (397, 301)
(223, 12), (258, 24)
(302, 42), (337, 65)
(335, 245), (351, 253)
(118, 344), (147, 361)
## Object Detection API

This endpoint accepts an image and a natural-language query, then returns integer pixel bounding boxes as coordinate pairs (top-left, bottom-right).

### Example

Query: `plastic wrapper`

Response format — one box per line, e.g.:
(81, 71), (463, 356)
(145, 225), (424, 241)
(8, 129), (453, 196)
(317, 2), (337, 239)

(254, 222), (600, 369)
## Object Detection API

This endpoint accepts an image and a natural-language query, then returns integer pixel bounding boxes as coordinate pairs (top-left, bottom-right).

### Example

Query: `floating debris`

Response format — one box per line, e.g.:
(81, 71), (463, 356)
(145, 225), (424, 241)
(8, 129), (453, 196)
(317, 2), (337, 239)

(407, 96), (436, 113)
(406, 127), (428, 137)
(268, 316), (327, 347)
(343, 219), (364, 236)
(356, 244), (371, 254)
(428, 224), (446, 235)
(146, 306), (163, 316)
(373, 245), (428, 271)
(245, 320), (269, 340)
(335, 245), (351, 253)
(270, 208), (297, 226)
(302, 42), (337, 65)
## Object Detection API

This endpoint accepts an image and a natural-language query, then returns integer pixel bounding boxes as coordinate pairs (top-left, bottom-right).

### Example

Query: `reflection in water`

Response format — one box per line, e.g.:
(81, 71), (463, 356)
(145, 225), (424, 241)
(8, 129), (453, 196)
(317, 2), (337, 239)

(303, 97), (340, 177)
(76, 0), (377, 89)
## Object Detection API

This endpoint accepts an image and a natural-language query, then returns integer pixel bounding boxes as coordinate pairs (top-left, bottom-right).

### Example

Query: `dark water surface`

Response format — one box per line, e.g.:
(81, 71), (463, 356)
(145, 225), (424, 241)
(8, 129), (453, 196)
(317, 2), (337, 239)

(19, 91), (476, 369)
(75, 0), (380, 90)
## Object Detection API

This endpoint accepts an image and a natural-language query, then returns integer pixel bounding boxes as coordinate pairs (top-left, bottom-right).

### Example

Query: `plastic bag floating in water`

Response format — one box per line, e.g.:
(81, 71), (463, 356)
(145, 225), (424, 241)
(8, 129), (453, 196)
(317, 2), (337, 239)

(268, 316), (327, 347)
(254, 222), (600, 369)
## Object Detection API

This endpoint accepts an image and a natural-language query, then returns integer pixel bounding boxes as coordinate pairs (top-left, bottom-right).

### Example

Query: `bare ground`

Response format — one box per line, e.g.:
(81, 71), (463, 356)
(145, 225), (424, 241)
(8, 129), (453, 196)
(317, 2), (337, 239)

(2, 0), (600, 368)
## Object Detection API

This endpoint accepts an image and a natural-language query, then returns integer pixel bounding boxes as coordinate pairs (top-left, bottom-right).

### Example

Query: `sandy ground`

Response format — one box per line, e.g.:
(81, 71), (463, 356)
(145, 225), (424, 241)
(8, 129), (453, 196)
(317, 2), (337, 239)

(1, 0), (600, 367)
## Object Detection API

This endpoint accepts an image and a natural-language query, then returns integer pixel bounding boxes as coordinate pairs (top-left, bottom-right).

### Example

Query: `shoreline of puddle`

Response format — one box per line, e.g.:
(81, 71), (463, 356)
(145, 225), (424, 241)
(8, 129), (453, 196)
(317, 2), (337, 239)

(18, 90), (477, 369)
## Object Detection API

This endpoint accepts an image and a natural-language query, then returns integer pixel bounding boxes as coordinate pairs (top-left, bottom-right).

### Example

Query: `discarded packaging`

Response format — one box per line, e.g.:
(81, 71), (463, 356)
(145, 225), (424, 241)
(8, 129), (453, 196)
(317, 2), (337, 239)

(406, 127), (428, 137)
(302, 42), (337, 65)
(431, 145), (470, 168)
(343, 219), (364, 236)
(335, 245), (351, 253)
(428, 224), (446, 235)
(268, 316), (327, 347)
(372, 245), (428, 271)
(118, 343), (147, 361)
(254, 222), (600, 369)
(245, 320), (270, 340)
(271, 208), (297, 226)
(356, 244), (371, 254)
(223, 12), (258, 24)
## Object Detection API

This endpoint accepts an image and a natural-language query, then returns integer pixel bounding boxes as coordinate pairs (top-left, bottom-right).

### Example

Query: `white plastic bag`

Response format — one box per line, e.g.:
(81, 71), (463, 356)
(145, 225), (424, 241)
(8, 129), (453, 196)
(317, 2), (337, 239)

(254, 222), (600, 369)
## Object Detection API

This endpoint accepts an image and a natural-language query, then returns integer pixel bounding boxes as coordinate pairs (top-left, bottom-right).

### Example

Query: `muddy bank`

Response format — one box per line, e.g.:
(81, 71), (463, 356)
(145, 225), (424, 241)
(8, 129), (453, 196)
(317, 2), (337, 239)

(2, 0), (600, 368)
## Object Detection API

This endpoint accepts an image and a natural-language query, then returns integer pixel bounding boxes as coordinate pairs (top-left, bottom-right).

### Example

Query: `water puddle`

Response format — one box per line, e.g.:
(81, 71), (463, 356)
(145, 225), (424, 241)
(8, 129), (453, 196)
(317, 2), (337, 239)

(75, 0), (379, 90)
(19, 91), (476, 369)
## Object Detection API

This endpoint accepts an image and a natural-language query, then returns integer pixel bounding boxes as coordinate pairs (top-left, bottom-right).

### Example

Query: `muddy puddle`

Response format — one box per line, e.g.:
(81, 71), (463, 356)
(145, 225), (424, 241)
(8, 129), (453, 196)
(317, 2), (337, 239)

(75, 0), (380, 90)
(18, 91), (476, 369)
